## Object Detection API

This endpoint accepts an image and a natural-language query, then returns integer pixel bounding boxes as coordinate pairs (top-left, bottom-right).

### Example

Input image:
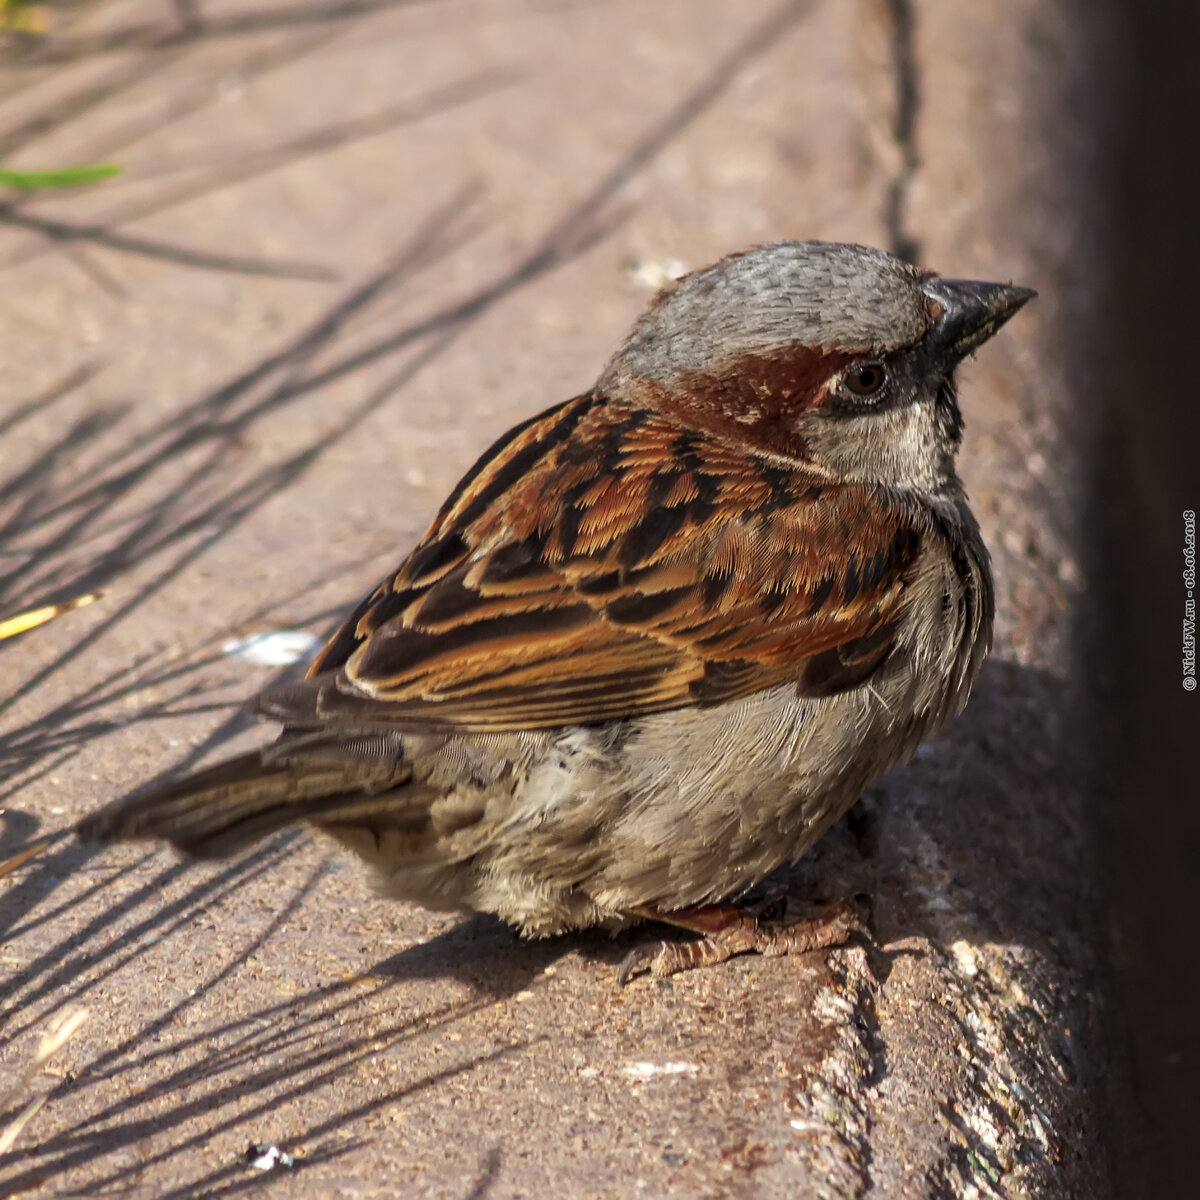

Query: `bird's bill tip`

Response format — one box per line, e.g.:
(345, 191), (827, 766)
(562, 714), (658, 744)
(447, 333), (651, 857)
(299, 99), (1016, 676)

(923, 276), (1036, 362)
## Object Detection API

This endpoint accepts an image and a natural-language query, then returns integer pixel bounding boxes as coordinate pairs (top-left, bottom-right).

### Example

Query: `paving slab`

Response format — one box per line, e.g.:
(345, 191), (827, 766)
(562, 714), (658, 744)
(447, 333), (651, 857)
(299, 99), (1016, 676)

(1, 2), (1109, 1196)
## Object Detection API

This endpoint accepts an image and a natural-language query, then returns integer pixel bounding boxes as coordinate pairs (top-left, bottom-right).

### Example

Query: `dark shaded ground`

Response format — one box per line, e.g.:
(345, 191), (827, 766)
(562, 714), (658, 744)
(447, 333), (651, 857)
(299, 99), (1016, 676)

(1093, 1), (1200, 1195)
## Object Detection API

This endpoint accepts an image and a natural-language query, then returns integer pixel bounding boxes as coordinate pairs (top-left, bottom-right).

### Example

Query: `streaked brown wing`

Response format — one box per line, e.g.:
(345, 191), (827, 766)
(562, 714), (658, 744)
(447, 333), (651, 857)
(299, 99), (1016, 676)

(270, 394), (923, 732)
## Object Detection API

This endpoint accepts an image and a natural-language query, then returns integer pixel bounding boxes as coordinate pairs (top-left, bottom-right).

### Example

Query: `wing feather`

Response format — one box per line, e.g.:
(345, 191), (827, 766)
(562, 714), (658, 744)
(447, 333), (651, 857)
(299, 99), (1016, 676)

(271, 393), (924, 732)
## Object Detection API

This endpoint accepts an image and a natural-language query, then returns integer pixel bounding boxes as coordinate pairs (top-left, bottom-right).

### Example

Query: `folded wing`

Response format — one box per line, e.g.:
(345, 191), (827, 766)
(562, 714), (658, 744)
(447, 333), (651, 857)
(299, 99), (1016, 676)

(261, 394), (925, 733)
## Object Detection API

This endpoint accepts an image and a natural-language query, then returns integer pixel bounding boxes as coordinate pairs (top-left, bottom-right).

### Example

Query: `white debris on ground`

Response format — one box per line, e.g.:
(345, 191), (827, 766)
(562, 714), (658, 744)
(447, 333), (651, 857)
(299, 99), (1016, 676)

(620, 1062), (700, 1079)
(244, 1143), (295, 1172)
(221, 630), (321, 667)
(625, 256), (688, 291)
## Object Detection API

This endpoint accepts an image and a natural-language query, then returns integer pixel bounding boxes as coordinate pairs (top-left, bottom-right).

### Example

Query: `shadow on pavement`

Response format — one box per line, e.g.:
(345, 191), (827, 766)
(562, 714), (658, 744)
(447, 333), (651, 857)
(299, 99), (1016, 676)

(0, 658), (1077, 1194)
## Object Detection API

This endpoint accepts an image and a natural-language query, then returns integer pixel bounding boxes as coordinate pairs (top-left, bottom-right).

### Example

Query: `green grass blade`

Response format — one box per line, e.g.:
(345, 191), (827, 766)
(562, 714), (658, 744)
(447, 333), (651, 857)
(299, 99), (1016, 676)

(0, 163), (122, 190)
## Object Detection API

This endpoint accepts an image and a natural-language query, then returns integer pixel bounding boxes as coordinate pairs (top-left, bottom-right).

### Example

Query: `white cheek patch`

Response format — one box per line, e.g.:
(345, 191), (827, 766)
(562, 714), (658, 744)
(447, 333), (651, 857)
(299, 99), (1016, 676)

(802, 398), (953, 493)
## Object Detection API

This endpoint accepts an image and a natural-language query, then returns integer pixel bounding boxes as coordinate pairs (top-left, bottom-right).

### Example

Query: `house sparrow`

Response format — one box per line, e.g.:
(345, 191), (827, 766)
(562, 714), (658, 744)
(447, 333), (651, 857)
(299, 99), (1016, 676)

(79, 241), (1033, 981)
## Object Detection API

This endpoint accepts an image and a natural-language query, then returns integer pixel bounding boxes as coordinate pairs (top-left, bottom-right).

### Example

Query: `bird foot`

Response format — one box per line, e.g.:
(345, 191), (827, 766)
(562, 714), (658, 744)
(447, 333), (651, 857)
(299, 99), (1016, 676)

(616, 898), (868, 985)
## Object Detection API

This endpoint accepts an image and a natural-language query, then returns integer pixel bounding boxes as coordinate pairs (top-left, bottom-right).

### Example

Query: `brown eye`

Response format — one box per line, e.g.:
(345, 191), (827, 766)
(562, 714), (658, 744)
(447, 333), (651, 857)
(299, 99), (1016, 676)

(845, 362), (887, 396)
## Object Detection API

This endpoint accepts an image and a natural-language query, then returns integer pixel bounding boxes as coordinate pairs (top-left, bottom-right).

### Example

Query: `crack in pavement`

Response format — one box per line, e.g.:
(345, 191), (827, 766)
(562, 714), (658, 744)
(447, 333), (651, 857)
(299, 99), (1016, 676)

(883, 0), (920, 264)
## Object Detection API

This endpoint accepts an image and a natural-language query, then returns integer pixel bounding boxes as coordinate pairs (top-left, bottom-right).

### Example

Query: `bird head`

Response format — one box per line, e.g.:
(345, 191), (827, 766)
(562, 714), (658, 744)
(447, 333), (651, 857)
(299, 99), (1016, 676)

(598, 240), (1034, 498)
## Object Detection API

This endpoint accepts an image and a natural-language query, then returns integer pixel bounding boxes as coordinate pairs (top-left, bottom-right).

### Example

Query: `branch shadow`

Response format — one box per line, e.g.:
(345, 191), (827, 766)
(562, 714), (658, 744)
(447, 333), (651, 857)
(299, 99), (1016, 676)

(0, 0), (526, 284)
(0, 178), (493, 793)
(0, 65), (521, 282)
(8, 0), (618, 68)
(10, 0), (445, 66)
(0, 833), (563, 1196)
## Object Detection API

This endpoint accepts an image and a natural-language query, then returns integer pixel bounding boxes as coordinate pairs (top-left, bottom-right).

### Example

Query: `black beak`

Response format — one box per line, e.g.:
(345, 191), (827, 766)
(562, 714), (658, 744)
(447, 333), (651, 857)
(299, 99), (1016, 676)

(923, 277), (1036, 365)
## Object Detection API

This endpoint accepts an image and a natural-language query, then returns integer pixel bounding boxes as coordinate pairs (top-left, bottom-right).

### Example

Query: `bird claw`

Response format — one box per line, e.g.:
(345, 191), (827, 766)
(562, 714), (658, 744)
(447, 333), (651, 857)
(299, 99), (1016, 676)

(616, 942), (663, 987)
(616, 898), (870, 986)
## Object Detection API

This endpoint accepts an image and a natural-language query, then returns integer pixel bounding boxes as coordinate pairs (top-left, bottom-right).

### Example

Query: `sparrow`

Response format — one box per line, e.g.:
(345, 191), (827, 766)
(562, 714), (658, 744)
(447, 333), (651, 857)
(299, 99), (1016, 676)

(78, 241), (1033, 982)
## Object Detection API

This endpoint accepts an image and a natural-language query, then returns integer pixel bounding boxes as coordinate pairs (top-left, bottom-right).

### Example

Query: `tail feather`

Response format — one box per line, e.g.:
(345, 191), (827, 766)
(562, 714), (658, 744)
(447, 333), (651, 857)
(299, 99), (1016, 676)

(77, 750), (412, 859)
